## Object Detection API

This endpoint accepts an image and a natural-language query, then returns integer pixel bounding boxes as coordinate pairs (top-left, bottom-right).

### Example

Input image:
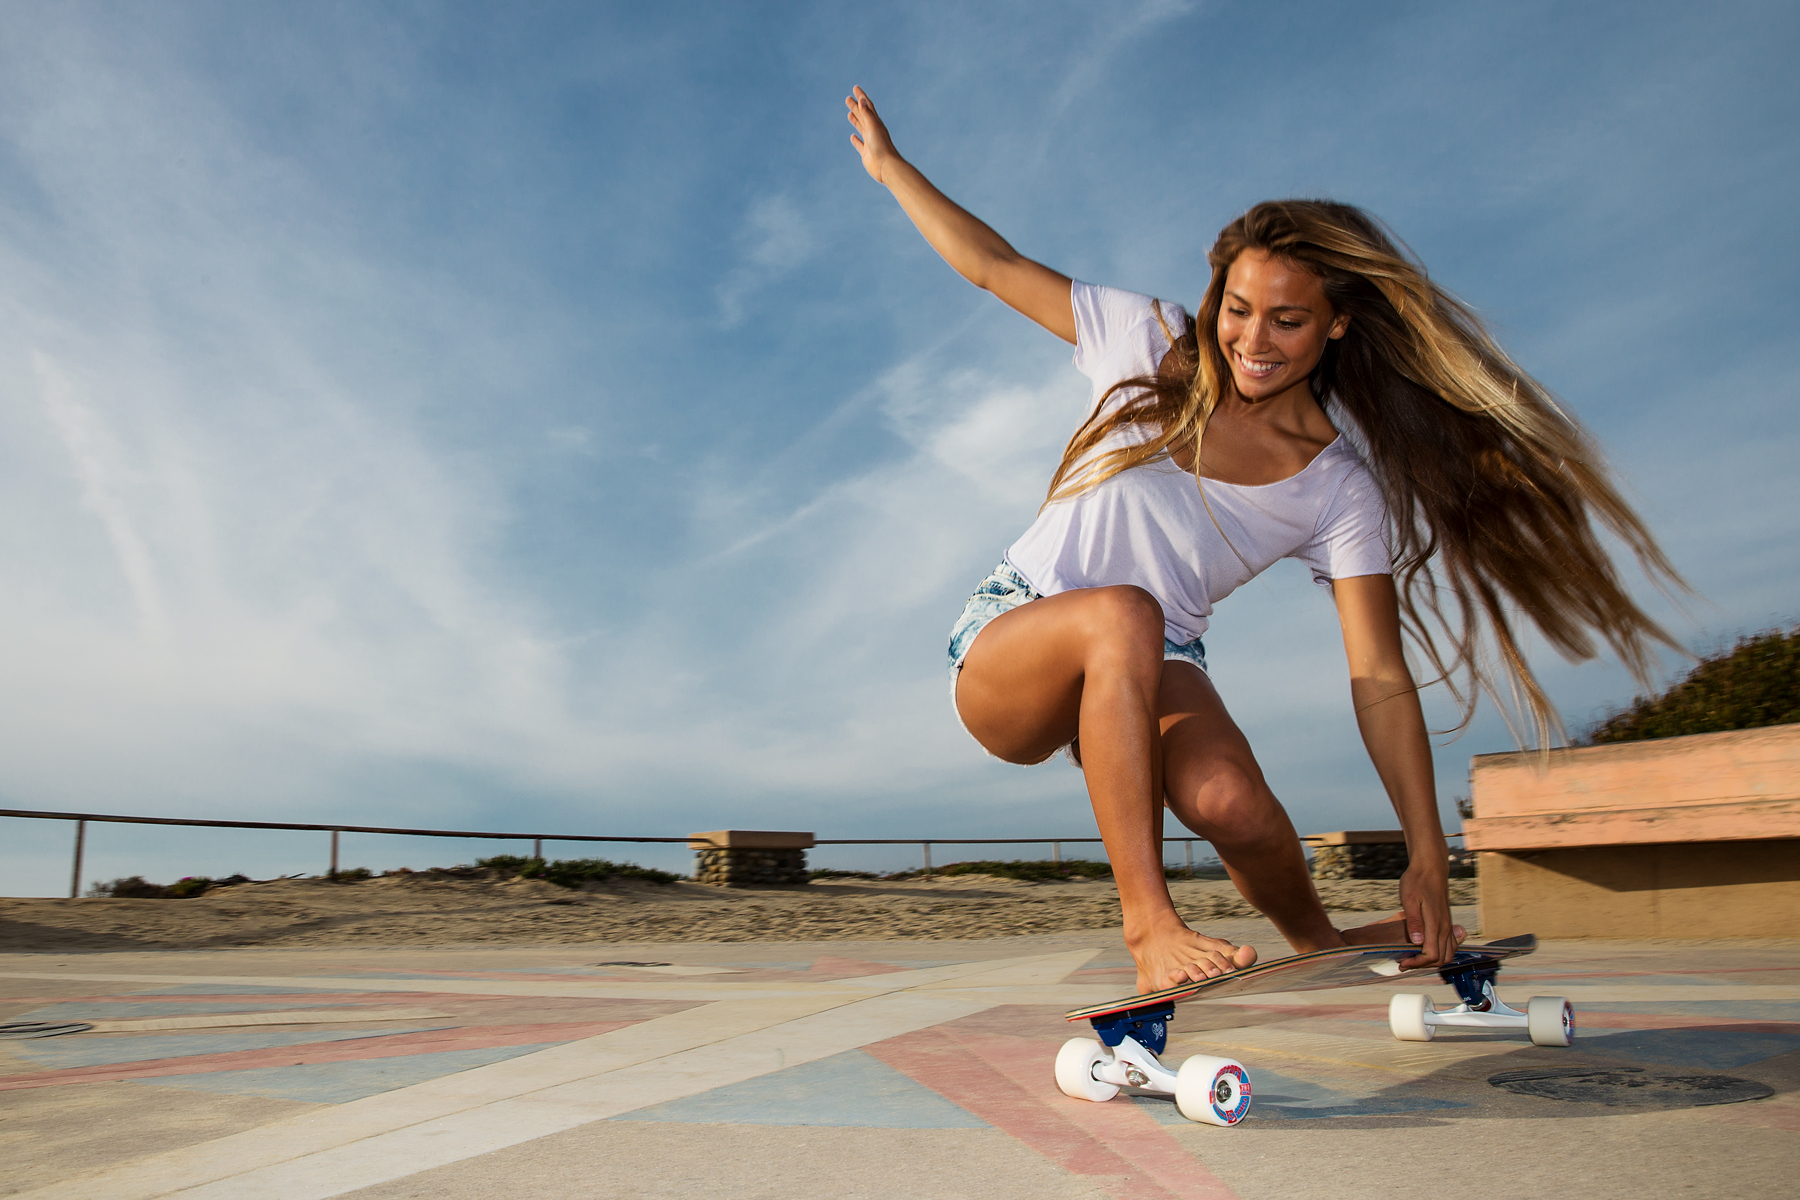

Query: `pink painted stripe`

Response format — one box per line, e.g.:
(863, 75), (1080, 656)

(806, 955), (913, 979)
(1694, 1099), (1800, 1132)
(868, 1026), (1167, 1188)
(942, 1027), (1241, 1200)
(869, 1025), (1239, 1200)
(0, 1020), (631, 1092)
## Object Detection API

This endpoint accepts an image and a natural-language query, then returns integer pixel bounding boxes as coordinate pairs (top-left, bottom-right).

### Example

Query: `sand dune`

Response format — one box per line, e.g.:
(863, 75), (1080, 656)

(0, 872), (1478, 952)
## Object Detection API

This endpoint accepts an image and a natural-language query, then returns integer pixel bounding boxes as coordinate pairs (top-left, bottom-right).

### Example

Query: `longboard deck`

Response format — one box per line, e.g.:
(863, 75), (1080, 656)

(1065, 934), (1537, 1022)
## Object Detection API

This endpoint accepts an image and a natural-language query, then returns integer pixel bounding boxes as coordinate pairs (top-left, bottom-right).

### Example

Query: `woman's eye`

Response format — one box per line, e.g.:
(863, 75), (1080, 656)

(1276, 320), (1301, 330)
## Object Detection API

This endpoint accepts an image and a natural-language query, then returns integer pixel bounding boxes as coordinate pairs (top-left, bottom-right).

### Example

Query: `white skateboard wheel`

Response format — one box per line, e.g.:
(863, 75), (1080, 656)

(1055, 1037), (1120, 1102)
(1389, 993), (1436, 1042)
(1175, 1053), (1251, 1126)
(1528, 996), (1574, 1047)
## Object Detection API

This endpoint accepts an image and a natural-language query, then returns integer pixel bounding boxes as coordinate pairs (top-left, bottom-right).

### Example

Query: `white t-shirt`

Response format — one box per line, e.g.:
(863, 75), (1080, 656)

(1003, 283), (1393, 645)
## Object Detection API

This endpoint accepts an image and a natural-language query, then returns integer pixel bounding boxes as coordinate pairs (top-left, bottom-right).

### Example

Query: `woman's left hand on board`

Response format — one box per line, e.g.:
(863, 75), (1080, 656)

(1395, 863), (1462, 968)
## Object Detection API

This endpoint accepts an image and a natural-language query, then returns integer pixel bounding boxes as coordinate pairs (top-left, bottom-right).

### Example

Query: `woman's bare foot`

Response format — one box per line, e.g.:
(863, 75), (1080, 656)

(1125, 914), (1258, 994)
(1340, 910), (1466, 947)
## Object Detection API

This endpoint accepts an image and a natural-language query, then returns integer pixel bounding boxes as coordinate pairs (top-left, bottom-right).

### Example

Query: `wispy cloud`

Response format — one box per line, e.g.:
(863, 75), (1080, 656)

(716, 193), (818, 326)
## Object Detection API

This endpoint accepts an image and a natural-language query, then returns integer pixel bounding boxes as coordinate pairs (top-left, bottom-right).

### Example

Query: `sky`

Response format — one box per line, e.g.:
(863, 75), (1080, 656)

(1, 0), (1795, 894)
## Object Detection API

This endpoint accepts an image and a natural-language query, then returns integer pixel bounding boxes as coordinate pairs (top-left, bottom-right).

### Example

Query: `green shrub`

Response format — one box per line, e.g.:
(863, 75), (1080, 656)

(88, 873), (250, 898)
(326, 867), (373, 882)
(474, 854), (540, 876)
(90, 875), (168, 898)
(474, 854), (678, 887)
(1584, 626), (1800, 744)
(809, 868), (882, 880)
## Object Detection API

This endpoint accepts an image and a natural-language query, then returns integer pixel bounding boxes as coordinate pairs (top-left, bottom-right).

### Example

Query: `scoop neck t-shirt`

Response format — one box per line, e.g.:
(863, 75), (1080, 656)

(1002, 282), (1393, 645)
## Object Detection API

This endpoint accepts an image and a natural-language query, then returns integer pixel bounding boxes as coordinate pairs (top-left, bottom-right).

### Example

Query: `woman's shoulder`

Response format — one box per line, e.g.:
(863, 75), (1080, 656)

(1072, 283), (1190, 379)
(1072, 282), (1190, 332)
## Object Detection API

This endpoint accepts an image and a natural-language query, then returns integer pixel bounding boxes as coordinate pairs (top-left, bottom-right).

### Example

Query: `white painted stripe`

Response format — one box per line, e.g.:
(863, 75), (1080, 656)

(172, 992), (997, 1200)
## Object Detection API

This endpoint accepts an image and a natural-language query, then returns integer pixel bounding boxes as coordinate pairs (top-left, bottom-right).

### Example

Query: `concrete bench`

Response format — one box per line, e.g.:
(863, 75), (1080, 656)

(1464, 724), (1800, 937)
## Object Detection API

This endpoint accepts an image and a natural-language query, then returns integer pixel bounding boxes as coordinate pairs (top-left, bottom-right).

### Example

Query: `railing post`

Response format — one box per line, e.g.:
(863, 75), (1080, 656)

(922, 841), (932, 876)
(330, 829), (339, 877)
(1185, 839), (1194, 878)
(533, 838), (543, 860)
(69, 819), (87, 899)
(1052, 841), (1061, 864)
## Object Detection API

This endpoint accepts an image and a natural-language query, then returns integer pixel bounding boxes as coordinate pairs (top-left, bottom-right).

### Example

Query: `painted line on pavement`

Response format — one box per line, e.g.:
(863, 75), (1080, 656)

(13, 950), (1099, 1200)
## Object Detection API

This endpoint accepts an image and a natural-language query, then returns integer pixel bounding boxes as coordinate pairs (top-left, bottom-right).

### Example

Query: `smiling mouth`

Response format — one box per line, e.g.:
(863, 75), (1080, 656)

(1234, 352), (1282, 380)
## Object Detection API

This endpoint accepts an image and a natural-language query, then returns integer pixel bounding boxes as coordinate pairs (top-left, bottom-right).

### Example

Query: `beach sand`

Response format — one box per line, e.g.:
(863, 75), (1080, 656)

(0, 872), (1479, 952)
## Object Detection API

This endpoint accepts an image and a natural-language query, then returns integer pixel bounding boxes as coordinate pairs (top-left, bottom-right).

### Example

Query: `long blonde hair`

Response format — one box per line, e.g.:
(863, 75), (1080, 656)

(1046, 200), (1684, 745)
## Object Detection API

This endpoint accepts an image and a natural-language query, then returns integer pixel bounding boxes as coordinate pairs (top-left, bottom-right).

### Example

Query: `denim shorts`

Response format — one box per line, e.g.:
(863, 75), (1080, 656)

(946, 561), (1208, 680)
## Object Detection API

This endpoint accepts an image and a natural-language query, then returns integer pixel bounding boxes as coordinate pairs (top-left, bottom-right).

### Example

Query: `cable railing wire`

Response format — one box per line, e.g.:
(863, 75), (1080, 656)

(1, 806), (1462, 898)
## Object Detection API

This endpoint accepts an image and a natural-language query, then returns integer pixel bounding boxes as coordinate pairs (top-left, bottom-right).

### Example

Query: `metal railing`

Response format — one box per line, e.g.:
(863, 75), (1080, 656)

(4, 806), (1459, 898)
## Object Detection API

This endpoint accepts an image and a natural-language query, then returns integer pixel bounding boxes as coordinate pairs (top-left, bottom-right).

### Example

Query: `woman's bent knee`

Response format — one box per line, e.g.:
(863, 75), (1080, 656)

(1182, 764), (1283, 838)
(1079, 586), (1166, 660)
(1086, 585), (1163, 626)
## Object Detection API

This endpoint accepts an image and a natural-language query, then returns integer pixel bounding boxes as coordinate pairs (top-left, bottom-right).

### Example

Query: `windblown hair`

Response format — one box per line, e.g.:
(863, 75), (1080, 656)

(1045, 199), (1683, 745)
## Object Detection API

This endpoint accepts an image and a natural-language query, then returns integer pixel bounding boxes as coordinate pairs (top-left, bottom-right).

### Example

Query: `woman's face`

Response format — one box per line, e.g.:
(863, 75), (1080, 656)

(1216, 248), (1349, 403)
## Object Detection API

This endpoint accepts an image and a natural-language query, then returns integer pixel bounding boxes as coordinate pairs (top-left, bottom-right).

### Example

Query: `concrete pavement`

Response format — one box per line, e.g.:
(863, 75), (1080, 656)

(2, 911), (1795, 1199)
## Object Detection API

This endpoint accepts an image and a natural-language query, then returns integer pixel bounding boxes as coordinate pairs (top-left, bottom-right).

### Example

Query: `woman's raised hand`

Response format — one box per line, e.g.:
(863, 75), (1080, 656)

(842, 85), (1075, 341)
(845, 86), (900, 184)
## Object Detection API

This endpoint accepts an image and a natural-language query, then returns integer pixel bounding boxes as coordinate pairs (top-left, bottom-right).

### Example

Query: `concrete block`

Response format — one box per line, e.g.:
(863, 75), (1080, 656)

(1309, 830), (1405, 846)
(1465, 725), (1800, 851)
(687, 830), (816, 850)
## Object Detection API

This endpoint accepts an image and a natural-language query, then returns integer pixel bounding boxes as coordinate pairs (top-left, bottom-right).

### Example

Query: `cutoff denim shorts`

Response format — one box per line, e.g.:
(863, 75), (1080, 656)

(946, 561), (1208, 682)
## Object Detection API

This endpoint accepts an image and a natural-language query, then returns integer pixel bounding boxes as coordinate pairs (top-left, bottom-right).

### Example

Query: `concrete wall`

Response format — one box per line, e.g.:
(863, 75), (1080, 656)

(1465, 725), (1800, 851)
(1467, 725), (1800, 938)
(1478, 840), (1800, 939)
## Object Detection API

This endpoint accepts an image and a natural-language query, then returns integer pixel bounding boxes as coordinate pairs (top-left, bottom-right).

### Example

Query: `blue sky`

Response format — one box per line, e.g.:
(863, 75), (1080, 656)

(2, 1), (1795, 893)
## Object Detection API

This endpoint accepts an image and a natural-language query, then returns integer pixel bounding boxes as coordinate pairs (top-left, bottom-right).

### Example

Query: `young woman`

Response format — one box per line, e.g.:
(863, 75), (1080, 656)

(845, 87), (1681, 994)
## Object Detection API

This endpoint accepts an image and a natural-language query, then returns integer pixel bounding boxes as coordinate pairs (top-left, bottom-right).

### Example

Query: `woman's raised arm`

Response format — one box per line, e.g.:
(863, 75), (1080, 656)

(847, 86), (1075, 344)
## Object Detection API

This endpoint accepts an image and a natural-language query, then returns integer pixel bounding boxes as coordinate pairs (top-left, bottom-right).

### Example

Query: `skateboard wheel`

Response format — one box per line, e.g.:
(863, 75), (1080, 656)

(1175, 1054), (1251, 1126)
(1389, 993), (1435, 1042)
(1055, 1037), (1120, 1102)
(1528, 996), (1574, 1047)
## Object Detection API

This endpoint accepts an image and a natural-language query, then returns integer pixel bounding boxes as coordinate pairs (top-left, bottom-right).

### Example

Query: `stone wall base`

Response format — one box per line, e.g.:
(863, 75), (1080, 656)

(1310, 843), (1407, 879)
(694, 847), (809, 887)
(1478, 839), (1800, 938)
(1310, 844), (1476, 880)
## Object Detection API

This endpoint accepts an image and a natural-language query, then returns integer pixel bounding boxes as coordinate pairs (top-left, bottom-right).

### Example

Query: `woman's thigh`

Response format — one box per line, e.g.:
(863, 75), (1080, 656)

(1157, 663), (1293, 845)
(954, 585), (1165, 765)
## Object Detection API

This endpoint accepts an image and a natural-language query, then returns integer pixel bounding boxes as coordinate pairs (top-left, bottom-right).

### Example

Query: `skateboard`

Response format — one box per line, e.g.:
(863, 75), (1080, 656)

(1056, 934), (1572, 1126)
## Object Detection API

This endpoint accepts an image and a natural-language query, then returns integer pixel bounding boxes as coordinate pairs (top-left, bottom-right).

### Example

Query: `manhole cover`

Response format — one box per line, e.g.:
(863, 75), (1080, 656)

(1489, 1066), (1773, 1108)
